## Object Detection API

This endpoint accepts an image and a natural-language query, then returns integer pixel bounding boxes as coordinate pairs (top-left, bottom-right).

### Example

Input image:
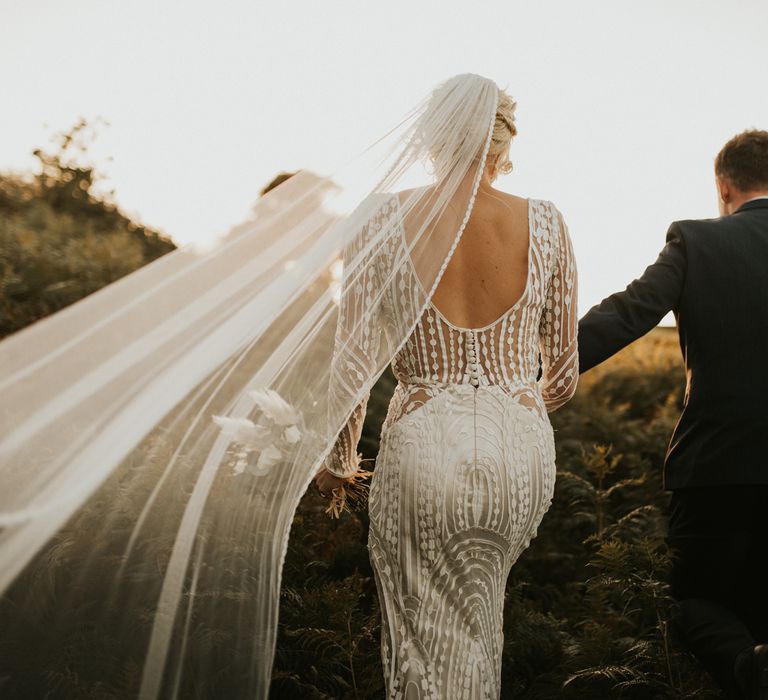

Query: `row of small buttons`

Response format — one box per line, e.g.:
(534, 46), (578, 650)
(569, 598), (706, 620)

(466, 331), (480, 387)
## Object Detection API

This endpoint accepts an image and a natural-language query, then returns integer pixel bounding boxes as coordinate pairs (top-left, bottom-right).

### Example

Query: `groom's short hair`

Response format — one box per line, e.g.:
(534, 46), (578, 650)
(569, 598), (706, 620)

(715, 129), (768, 191)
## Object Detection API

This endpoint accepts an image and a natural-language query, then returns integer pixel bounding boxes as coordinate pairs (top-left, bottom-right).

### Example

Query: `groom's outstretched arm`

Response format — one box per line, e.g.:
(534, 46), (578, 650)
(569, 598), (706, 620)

(578, 223), (687, 373)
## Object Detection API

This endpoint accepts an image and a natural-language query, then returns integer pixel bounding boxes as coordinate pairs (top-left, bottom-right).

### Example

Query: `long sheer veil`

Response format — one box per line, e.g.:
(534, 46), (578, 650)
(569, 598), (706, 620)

(0, 73), (499, 697)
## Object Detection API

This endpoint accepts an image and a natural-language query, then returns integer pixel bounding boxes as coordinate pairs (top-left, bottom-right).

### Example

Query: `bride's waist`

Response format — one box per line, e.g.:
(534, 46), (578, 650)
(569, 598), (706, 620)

(390, 378), (546, 408)
(384, 380), (549, 431)
(395, 377), (541, 393)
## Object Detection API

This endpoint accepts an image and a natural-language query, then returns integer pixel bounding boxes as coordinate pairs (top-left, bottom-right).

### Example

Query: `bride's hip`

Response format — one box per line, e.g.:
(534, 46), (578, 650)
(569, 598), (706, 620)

(381, 381), (551, 438)
(371, 384), (558, 518)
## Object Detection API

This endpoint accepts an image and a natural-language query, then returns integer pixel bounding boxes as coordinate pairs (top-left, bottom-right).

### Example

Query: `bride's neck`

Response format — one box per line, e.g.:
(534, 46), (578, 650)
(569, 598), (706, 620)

(454, 165), (496, 195)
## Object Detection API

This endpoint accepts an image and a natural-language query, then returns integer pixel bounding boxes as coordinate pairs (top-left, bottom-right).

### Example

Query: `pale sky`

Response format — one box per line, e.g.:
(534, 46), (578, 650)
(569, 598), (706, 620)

(1, 0), (767, 320)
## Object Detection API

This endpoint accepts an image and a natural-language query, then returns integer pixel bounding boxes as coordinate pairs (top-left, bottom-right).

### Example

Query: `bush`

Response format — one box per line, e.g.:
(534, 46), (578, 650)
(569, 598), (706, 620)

(275, 330), (724, 698)
(0, 119), (175, 339)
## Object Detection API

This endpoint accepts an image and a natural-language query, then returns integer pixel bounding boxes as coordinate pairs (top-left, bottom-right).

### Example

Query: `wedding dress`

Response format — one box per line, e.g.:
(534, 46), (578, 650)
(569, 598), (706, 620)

(325, 194), (579, 698)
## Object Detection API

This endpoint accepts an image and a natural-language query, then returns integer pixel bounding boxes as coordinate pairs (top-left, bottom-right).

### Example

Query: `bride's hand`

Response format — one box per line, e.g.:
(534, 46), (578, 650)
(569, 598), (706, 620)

(314, 468), (346, 497)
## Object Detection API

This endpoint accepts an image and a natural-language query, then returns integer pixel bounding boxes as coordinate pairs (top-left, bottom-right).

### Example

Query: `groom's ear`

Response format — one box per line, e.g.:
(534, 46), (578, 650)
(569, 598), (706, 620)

(716, 176), (732, 215)
(716, 177), (730, 202)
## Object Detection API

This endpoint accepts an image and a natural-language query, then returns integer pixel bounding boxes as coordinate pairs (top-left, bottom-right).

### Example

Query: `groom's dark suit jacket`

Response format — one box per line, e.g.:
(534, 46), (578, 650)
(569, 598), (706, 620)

(578, 198), (768, 489)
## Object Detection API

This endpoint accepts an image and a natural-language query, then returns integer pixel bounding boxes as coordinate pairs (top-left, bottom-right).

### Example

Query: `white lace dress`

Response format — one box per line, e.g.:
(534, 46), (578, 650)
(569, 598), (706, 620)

(326, 198), (578, 699)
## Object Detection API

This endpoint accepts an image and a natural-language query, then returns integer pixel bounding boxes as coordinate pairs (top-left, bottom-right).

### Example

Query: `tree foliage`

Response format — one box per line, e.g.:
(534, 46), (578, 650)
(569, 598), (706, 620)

(0, 119), (175, 339)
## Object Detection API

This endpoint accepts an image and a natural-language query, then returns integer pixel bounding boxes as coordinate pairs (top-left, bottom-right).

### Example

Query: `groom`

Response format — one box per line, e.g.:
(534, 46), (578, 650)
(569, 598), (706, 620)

(578, 129), (768, 700)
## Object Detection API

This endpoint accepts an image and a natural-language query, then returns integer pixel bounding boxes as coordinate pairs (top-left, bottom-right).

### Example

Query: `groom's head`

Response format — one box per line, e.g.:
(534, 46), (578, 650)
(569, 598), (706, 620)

(715, 129), (768, 216)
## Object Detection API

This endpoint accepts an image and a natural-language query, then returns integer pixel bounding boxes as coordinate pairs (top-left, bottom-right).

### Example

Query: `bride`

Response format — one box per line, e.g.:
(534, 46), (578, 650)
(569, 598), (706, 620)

(314, 78), (579, 697)
(0, 73), (577, 699)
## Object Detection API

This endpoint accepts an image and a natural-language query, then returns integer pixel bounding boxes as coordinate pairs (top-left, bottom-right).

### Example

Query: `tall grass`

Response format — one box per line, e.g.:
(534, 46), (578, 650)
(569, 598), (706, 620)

(272, 329), (724, 699)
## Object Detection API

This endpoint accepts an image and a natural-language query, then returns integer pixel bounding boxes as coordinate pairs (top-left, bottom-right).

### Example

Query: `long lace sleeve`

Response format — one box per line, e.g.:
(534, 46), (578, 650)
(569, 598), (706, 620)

(322, 209), (384, 481)
(538, 204), (579, 411)
(324, 396), (371, 478)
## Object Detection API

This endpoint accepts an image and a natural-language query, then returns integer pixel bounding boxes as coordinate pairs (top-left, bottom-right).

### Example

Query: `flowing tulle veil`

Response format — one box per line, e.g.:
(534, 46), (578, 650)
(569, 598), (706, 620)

(0, 73), (500, 697)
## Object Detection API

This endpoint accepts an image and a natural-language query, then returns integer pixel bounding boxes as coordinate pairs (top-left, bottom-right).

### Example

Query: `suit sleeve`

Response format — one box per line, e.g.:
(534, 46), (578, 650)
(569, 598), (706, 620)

(578, 223), (687, 373)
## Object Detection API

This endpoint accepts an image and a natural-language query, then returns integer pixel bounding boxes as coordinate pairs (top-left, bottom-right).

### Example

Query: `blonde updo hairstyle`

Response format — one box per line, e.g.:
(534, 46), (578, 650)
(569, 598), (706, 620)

(487, 88), (517, 180)
(420, 76), (518, 182)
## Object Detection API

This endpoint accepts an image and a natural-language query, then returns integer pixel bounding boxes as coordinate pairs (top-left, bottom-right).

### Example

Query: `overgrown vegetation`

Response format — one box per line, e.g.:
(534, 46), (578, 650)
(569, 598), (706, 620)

(272, 332), (724, 699)
(0, 132), (722, 697)
(0, 119), (175, 339)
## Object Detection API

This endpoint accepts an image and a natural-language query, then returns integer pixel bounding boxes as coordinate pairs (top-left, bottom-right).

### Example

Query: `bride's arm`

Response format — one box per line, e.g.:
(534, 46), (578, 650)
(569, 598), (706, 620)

(319, 209), (385, 482)
(323, 396), (370, 479)
(538, 205), (579, 412)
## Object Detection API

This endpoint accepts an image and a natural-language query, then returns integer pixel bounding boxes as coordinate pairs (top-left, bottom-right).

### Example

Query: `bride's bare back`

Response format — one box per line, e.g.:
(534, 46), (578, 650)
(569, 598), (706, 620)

(431, 186), (530, 329)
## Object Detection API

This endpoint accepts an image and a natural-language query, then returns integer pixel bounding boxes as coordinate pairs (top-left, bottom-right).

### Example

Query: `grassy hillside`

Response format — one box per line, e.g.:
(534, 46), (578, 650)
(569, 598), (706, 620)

(0, 120), (175, 339)
(273, 327), (725, 699)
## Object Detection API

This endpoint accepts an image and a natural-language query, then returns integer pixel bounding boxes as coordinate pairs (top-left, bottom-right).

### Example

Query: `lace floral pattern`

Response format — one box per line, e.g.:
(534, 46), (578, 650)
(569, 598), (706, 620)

(368, 387), (557, 699)
(327, 198), (578, 465)
(331, 197), (578, 697)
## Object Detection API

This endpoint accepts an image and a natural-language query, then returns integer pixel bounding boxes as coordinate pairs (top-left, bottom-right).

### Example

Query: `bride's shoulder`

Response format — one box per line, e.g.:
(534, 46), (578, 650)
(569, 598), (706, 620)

(391, 186), (430, 205)
(529, 198), (568, 225)
(354, 190), (404, 220)
(525, 196), (557, 213)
